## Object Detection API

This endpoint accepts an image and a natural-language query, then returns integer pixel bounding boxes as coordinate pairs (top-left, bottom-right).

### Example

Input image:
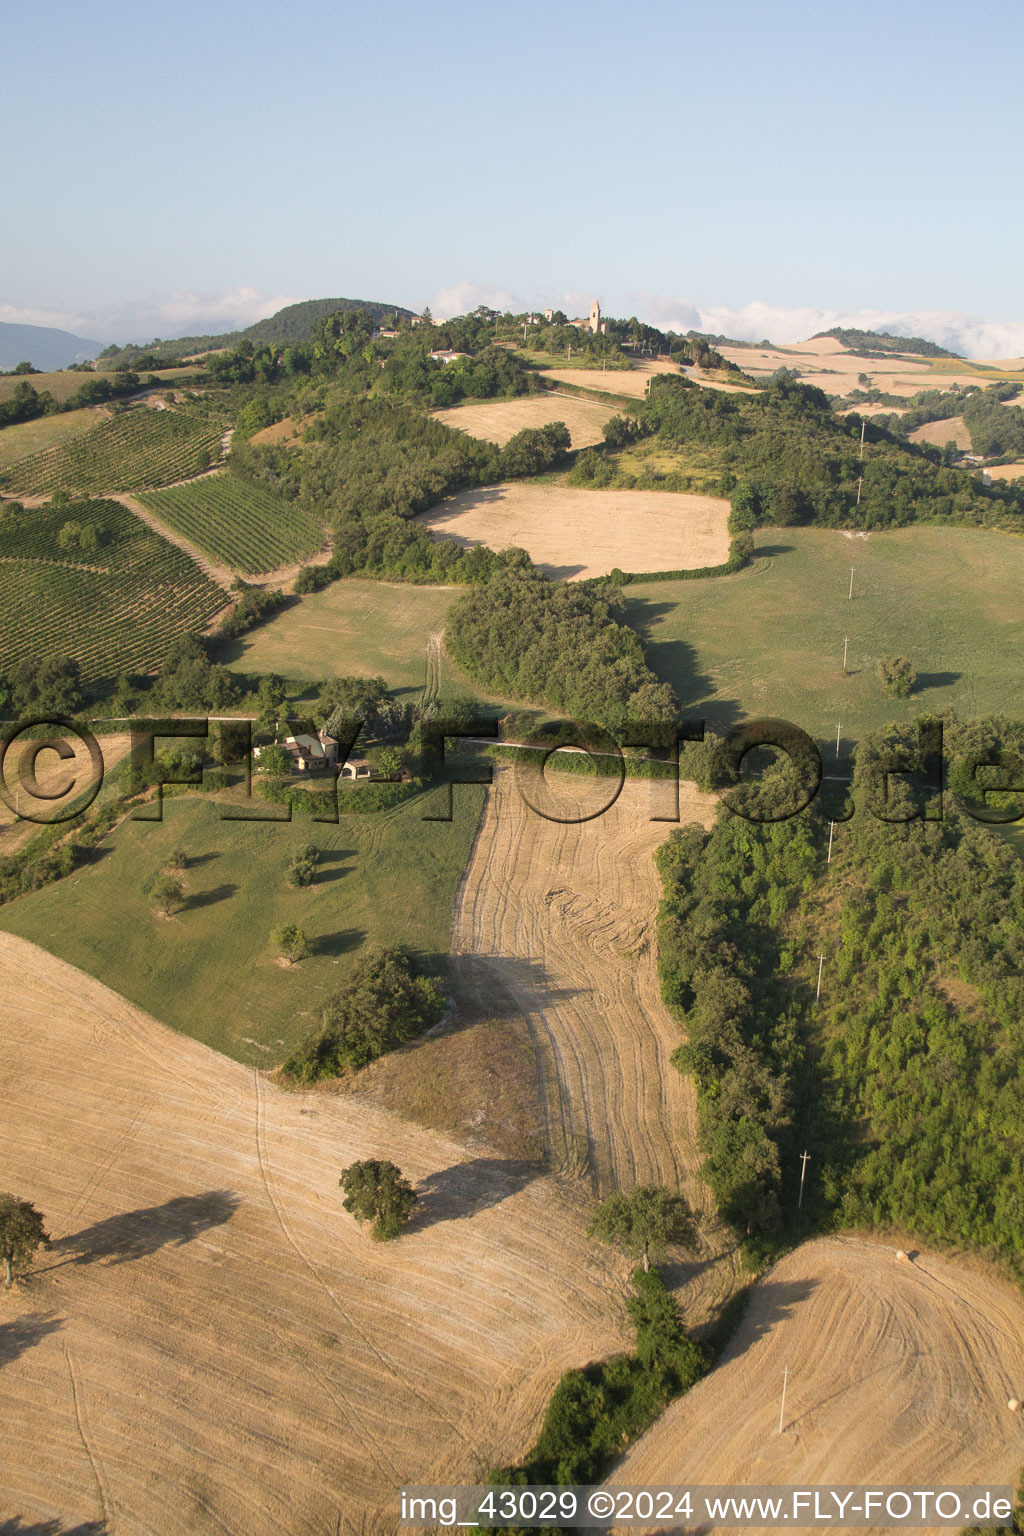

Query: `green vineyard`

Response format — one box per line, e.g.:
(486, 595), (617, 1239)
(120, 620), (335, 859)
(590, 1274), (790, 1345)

(0, 499), (228, 684)
(0, 406), (227, 496)
(138, 473), (325, 573)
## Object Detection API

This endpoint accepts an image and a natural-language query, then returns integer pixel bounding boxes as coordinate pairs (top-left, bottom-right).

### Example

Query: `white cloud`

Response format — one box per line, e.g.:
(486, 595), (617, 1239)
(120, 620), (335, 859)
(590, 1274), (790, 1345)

(640, 296), (1024, 361)
(0, 288), (302, 344)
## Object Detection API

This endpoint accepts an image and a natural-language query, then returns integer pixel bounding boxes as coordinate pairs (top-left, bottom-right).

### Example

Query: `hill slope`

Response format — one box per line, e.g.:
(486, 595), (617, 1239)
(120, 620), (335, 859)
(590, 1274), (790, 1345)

(0, 321), (104, 370)
(98, 296), (413, 365)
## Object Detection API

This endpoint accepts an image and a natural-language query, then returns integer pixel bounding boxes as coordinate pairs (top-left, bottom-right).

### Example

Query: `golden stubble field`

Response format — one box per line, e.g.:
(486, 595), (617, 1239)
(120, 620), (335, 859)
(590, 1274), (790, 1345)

(419, 481), (731, 580)
(430, 392), (615, 448)
(451, 768), (741, 1324)
(612, 1235), (1024, 1535)
(0, 932), (632, 1534)
(717, 335), (1020, 400)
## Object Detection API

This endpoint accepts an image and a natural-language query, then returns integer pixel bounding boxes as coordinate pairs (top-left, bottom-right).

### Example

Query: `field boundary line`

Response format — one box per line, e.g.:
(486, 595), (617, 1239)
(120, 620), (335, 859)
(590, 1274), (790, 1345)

(65, 1344), (112, 1527)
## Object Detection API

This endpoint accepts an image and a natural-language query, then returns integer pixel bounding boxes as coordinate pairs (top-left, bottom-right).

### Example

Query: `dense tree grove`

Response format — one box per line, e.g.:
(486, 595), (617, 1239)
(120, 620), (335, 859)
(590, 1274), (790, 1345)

(445, 559), (677, 729)
(284, 946), (445, 1079)
(598, 374), (1024, 532)
(658, 718), (1024, 1274)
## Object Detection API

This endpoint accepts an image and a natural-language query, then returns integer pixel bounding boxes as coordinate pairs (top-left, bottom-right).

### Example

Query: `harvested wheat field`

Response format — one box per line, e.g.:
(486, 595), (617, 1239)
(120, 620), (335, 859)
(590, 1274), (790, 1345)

(431, 392), (614, 448)
(718, 337), (999, 398)
(419, 482), (731, 580)
(539, 358), (681, 398)
(451, 768), (740, 1324)
(0, 933), (631, 1535)
(612, 1235), (1024, 1534)
(0, 730), (130, 858)
(908, 415), (972, 450)
(985, 460), (1024, 480)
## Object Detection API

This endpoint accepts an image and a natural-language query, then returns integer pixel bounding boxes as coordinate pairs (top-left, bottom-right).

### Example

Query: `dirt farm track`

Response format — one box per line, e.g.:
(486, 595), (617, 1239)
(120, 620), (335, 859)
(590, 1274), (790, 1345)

(0, 933), (631, 1535)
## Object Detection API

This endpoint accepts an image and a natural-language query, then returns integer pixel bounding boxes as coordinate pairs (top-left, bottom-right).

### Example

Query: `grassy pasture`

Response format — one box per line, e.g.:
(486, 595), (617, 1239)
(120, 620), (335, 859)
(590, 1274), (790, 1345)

(0, 788), (484, 1063)
(0, 406), (110, 467)
(222, 576), (461, 691)
(625, 525), (1024, 743)
(0, 370), (104, 405)
(138, 472), (325, 574)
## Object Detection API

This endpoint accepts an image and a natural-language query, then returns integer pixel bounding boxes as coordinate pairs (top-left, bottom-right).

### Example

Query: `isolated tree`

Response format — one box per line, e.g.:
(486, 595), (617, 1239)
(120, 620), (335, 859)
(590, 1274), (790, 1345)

(288, 843), (320, 888)
(273, 922), (308, 964)
(0, 1193), (49, 1287)
(877, 655), (918, 698)
(151, 873), (185, 916)
(167, 846), (189, 873)
(339, 1160), (417, 1241)
(284, 947), (446, 1080)
(588, 1186), (697, 1272)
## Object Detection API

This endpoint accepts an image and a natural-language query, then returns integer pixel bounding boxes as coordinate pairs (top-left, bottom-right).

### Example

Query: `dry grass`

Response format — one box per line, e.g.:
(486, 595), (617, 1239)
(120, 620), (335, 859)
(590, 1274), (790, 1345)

(0, 932), (630, 1533)
(908, 415), (972, 449)
(249, 414), (318, 447)
(613, 1235), (1024, 1529)
(431, 393), (615, 448)
(224, 576), (460, 688)
(0, 731), (130, 858)
(0, 407), (110, 468)
(985, 460), (1024, 480)
(339, 1012), (547, 1162)
(419, 482), (731, 580)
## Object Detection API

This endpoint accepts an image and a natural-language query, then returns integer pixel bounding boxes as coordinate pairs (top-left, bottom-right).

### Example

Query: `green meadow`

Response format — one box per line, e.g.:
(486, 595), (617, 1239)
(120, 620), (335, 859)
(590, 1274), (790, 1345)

(0, 787), (484, 1065)
(625, 525), (1024, 745)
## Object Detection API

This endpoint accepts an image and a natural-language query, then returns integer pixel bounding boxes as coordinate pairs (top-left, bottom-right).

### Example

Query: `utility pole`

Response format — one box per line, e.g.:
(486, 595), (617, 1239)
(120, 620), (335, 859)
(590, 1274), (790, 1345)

(779, 1366), (790, 1435)
(835, 721), (842, 759)
(827, 821), (834, 863)
(798, 1150), (811, 1208)
(816, 954), (825, 1000)
(860, 419), (866, 459)
(856, 475), (863, 505)
(842, 635), (849, 672)
(849, 566), (855, 600)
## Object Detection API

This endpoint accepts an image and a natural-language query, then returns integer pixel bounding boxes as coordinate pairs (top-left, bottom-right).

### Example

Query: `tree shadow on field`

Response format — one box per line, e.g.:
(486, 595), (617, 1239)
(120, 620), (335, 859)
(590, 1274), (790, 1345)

(185, 850), (221, 869)
(315, 926), (364, 958)
(51, 1190), (239, 1269)
(185, 882), (238, 910)
(722, 1277), (819, 1357)
(752, 541), (795, 559)
(0, 1521), (107, 1535)
(915, 670), (961, 692)
(313, 847), (356, 885)
(411, 1157), (541, 1230)
(0, 1312), (63, 1367)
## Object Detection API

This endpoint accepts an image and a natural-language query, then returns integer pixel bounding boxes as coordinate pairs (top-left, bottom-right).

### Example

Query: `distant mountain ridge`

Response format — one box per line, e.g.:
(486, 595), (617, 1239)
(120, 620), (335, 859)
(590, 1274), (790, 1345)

(0, 321), (104, 371)
(98, 296), (414, 366)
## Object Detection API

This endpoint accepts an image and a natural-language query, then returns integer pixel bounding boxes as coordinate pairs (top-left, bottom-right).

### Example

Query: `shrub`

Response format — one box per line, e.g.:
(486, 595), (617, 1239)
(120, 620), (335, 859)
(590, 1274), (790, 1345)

(877, 654), (917, 697)
(273, 922), (308, 963)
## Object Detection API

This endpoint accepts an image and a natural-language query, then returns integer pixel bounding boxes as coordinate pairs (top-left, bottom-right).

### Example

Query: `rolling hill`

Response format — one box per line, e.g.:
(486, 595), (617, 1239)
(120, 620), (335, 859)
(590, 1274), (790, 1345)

(0, 321), (104, 370)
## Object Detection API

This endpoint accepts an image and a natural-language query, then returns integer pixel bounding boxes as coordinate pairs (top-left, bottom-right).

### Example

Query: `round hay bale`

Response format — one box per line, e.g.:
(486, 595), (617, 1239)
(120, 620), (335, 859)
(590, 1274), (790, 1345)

(1008, 1398), (1021, 1413)
(895, 1249), (910, 1264)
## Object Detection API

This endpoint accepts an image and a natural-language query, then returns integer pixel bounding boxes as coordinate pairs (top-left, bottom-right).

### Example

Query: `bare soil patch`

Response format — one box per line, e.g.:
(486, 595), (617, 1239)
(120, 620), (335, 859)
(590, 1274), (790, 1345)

(0, 933), (629, 1534)
(419, 482), (731, 580)
(612, 1235), (1024, 1533)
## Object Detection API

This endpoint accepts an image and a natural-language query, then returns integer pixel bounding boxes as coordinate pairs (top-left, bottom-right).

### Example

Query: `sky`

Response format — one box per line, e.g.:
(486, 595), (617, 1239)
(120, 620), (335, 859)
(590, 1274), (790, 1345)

(4, 0), (1024, 355)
